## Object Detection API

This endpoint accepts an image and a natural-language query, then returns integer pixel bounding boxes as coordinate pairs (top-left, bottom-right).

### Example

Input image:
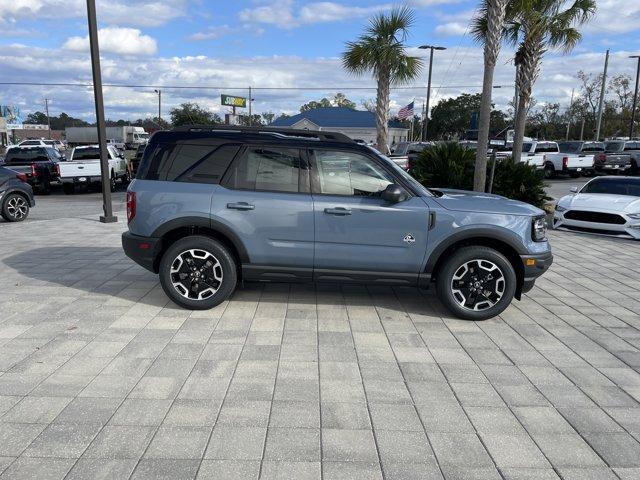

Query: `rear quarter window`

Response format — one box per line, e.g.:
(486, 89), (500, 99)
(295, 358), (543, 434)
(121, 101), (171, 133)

(140, 140), (239, 184)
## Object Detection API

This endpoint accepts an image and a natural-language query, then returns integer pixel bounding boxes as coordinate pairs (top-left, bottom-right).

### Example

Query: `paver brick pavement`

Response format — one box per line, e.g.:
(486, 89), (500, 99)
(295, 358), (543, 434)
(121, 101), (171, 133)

(0, 214), (640, 478)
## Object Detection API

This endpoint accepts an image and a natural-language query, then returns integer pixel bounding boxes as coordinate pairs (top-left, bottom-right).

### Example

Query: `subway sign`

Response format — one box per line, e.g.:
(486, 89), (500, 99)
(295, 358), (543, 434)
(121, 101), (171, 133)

(221, 94), (247, 108)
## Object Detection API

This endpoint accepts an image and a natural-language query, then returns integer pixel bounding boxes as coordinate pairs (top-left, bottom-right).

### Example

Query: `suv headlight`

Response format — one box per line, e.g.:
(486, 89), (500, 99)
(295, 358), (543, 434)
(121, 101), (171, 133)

(555, 204), (567, 212)
(532, 216), (547, 242)
(628, 213), (640, 220)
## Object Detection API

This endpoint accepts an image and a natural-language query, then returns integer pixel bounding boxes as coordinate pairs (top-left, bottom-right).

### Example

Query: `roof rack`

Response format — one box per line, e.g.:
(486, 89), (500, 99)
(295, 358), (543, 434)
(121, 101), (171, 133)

(171, 125), (354, 144)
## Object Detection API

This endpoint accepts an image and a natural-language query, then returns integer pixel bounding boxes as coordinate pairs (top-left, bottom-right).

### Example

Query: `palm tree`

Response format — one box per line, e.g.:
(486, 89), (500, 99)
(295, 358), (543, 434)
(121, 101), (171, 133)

(471, 0), (510, 192)
(342, 6), (422, 154)
(507, 0), (596, 162)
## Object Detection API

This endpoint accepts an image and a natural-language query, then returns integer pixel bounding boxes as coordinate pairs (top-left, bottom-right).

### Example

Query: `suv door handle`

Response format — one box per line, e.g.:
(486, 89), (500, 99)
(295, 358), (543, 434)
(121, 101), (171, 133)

(227, 202), (255, 211)
(324, 207), (351, 216)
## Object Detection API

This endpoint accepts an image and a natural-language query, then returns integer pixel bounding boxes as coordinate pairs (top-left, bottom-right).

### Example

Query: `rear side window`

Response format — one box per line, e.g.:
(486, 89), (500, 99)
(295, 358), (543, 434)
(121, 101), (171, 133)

(142, 142), (238, 183)
(223, 147), (302, 193)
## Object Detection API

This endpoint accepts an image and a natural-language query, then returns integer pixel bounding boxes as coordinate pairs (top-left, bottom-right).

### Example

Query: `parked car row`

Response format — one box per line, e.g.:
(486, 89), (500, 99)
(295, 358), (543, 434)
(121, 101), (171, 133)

(0, 143), (139, 196)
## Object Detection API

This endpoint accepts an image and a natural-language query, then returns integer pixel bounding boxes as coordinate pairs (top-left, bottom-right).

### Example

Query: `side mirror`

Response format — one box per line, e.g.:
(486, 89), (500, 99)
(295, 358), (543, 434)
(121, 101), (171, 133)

(570, 186), (578, 193)
(381, 184), (407, 203)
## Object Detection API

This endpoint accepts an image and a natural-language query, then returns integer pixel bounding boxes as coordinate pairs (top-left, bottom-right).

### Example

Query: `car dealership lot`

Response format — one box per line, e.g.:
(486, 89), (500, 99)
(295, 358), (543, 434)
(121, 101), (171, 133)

(0, 196), (640, 480)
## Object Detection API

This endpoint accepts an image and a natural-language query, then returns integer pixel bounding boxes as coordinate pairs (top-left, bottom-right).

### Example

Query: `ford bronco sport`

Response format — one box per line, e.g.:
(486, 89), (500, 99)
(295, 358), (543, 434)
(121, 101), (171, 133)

(122, 126), (552, 320)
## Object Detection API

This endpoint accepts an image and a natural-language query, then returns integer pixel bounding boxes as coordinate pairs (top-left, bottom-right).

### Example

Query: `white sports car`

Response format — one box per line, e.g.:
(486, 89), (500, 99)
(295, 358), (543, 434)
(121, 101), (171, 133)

(554, 176), (640, 239)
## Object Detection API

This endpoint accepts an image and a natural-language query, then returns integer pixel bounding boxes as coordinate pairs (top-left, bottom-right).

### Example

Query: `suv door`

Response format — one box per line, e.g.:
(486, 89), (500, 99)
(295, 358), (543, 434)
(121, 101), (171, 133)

(213, 145), (314, 280)
(309, 148), (429, 284)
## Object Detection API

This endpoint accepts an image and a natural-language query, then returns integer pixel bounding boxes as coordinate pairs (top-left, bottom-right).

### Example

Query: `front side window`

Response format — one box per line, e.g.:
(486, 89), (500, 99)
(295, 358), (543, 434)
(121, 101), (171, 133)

(313, 150), (394, 196)
(224, 147), (302, 193)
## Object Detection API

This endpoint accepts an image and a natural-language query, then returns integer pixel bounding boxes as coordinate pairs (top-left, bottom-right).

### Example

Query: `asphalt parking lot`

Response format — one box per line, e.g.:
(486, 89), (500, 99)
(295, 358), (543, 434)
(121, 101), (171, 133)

(0, 186), (639, 480)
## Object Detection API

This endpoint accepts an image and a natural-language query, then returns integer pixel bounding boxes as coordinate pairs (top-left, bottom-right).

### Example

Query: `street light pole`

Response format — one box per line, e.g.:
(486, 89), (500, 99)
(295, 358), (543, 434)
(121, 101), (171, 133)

(44, 98), (51, 139)
(418, 45), (446, 141)
(154, 89), (162, 121)
(86, 0), (116, 223)
(629, 55), (640, 139)
(595, 49), (609, 141)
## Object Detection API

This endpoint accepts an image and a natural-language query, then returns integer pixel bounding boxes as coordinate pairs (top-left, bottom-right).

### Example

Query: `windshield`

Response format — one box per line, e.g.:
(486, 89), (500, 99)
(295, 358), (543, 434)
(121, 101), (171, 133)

(391, 143), (409, 156)
(138, 133), (150, 140)
(558, 141), (582, 153)
(582, 142), (604, 152)
(72, 148), (101, 160)
(581, 178), (640, 196)
(366, 146), (431, 196)
(604, 142), (624, 152)
(4, 148), (48, 163)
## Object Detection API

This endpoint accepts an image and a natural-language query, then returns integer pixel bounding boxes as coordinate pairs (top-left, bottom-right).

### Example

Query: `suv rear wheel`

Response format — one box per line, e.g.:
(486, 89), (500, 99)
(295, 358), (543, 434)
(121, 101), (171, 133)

(159, 236), (237, 310)
(436, 246), (516, 321)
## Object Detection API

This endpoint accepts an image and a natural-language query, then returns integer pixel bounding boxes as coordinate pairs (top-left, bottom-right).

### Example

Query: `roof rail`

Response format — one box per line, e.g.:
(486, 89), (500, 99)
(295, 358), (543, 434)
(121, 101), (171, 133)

(171, 125), (354, 143)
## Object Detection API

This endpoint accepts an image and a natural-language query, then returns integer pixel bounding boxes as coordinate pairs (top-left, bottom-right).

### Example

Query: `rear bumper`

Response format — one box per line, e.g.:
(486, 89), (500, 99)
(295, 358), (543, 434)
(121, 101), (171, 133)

(122, 231), (162, 273)
(61, 176), (102, 185)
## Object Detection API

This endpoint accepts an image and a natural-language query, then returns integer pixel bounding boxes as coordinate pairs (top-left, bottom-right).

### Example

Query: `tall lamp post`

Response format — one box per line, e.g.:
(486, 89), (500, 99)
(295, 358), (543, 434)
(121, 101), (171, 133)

(154, 89), (162, 121)
(86, 0), (116, 223)
(418, 44), (446, 141)
(629, 55), (640, 139)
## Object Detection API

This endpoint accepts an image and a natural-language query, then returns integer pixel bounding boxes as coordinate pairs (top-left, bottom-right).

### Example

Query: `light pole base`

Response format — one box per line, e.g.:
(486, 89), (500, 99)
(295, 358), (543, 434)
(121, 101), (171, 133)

(100, 215), (118, 223)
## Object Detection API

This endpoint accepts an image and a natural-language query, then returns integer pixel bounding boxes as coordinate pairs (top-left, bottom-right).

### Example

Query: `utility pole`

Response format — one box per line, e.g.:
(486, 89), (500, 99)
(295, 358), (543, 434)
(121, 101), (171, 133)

(86, 0), (116, 223)
(629, 55), (640, 139)
(580, 118), (585, 141)
(418, 45), (446, 141)
(248, 86), (252, 126)
(566, 88), (574, 141)
(44, 98), (51, 139)
(595, 49), (609, 141)
(154, 89), (161, 121)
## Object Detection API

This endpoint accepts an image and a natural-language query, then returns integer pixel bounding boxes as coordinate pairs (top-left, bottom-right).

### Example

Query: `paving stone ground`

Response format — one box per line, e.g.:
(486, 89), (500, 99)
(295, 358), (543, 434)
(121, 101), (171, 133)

(1, 213), (640, 480)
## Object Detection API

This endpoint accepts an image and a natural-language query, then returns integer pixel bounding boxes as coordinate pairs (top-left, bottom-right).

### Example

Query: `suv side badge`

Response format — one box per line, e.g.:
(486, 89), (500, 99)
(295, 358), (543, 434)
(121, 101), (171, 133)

(403, 234), (415, 244)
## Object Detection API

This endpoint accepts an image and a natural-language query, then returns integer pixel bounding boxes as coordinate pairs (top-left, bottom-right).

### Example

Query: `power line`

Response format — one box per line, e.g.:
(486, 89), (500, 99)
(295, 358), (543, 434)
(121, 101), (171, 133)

(0, 81), (512, 90)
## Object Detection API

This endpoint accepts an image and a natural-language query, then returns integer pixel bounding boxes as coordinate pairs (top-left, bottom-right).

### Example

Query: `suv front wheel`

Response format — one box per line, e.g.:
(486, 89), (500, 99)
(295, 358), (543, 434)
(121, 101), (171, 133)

(159, 236), (237, 310)
(436, 246), (516, 321)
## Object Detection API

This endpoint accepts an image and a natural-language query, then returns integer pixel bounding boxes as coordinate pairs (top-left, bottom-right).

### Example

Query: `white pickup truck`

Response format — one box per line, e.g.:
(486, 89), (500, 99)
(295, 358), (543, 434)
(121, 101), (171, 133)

(60, 145), (129, 194)
(543, 141), (602, 179)
(515, 141), (559, 172)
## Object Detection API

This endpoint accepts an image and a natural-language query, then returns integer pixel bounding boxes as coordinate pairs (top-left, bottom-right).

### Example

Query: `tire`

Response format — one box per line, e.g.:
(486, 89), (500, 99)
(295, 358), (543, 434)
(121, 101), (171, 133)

(544, 164), (555, 179)
(63, 183), (75, 195)
(436, 246), (517, 321)
(159, 235), (237, 310)
(1, 193), (30, 222)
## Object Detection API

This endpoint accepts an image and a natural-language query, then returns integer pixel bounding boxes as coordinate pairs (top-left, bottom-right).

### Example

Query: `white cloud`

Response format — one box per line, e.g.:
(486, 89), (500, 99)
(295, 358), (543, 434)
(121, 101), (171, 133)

(584, 0), (640, 35)
(63, 27), (157, 56)
(0, 0), (186, 27)
(189, 25), (235, 41)
(434, 22), (468, 37)
(239, 0), (391, 29)
(1, 42), (639, 124)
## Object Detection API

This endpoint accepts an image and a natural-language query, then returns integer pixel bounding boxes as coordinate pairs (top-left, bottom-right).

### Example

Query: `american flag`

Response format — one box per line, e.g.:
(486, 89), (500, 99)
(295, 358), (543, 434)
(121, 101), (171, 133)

(398, 101), (414, 120)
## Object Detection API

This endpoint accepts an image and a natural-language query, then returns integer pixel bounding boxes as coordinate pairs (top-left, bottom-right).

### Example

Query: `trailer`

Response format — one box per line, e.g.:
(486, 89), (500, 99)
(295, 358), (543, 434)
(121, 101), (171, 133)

(65, 126), (149, 150)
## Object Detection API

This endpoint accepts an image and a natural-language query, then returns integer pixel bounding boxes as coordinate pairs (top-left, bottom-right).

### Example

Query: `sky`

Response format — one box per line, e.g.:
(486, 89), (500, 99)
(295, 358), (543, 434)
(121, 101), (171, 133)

(0, 0), (639, 123)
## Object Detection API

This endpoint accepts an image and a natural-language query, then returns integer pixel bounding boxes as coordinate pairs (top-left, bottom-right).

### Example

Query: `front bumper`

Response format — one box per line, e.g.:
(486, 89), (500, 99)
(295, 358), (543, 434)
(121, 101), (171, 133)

(122, 231), (162, 273)
(519, 251), (553, 294)
(554, 212), (640, 240)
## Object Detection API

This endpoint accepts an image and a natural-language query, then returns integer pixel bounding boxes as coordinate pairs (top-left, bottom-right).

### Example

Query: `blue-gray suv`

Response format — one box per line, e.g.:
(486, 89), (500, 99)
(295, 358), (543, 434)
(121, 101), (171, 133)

(122, 126), (552, 320)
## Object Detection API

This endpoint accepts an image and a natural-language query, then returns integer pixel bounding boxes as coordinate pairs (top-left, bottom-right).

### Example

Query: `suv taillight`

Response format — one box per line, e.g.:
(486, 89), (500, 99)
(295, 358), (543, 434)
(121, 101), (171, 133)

(54, 163), (60, 176)
(30, 164), (38, 177)
(597, 153), (606, 163)
(16, 172), (28, 183)
(126, 191), (136, 223)
(562, 157), (568, 169)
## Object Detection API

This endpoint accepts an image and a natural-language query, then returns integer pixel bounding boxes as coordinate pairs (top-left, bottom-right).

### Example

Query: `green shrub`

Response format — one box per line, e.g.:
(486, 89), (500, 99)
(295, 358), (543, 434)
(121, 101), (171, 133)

(409, 142), (549, 208)
(490, 157), (550, 208)
(408, 142), (475, 191)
